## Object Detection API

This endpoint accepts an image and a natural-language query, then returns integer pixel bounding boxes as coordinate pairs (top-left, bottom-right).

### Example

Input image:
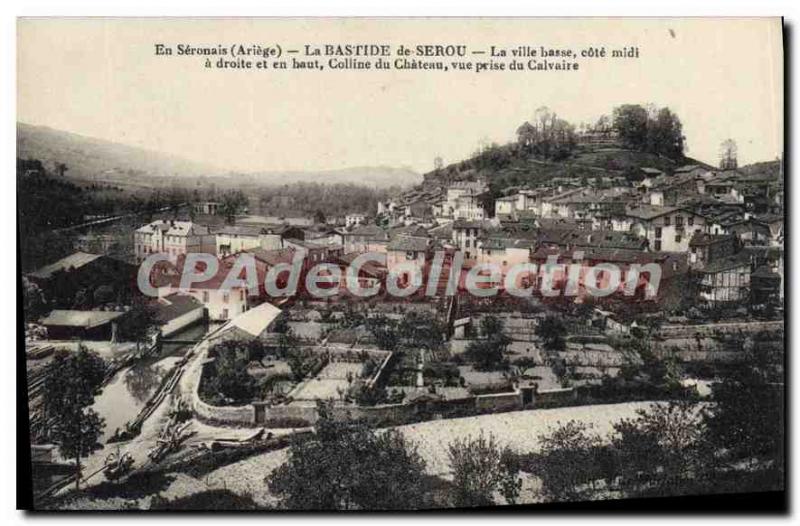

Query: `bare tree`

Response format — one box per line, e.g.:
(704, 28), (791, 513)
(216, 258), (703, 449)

(719, 139), (738, 169)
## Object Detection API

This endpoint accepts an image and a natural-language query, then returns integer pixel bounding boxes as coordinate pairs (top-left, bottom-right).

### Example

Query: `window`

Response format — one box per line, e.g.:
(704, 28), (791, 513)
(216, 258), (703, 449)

(202, 291), (209, 303)
(664, 216), (671, 226)
(655, 227), (662, 239)
(222, 308), (228, 320)
(676, 216), (684, 227)
(654, 240), (662, 251)
(675, 234), (682, 243)
(688, 216), (694, 226)
(223, 292), (229, 303)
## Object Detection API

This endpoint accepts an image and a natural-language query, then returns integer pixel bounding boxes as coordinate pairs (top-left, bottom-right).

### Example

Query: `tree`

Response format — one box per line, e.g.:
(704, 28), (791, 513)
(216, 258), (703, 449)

(447, 432), (521, 507)
(220, 190), (248, 225)
(532, 420), (605, 501)
(117, 297), (158, 350)
(271, 313), (290, 335)
(535, 315), (566, 353)
(287, 347), (317, 382)
(613, 104), (685, 159)
(268, 412), (430, 510)
(613, 104), (650, 151)
(365, 315), (400, 351)
(611, 400), (709, 497)
(516, 107), (576, 160)
(465, 316), (511, 371)
(22, 277), (46, 322)
(649, 107), (685, 159)
(42, 347), (107, 489)
(719, 139), (738, 169)
(705, 333), (784, 464)
(313, 209), (326, 225)
(397, 311), (445, 351)
(202, 343), (257, 403)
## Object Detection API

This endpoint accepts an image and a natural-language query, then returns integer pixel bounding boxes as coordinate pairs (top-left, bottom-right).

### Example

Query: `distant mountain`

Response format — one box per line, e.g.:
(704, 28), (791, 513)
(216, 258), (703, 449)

(739, 159), (783, 180)
(17, 122), (223, 182)
(16, 122), (422, 189)
(246, 166), (422, 189)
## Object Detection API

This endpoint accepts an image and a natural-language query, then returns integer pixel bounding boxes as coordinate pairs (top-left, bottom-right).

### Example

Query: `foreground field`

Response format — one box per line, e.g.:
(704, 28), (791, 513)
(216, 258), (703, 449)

(200, 401), (655, 506)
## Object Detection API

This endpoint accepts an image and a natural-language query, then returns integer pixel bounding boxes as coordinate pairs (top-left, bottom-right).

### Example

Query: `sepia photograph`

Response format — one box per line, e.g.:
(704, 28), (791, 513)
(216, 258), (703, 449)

(14, 16), (785, 512)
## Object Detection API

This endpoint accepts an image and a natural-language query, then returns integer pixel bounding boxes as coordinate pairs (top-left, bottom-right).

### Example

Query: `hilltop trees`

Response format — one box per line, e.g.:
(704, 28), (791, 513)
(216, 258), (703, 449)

(516, 106), (577, 161)
(42, 347), (107, 489)
(612, 104), (685, 159)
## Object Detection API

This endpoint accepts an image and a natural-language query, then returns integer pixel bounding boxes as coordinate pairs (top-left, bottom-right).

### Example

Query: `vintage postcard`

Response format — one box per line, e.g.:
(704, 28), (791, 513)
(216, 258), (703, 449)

(17, 17), (784, 511)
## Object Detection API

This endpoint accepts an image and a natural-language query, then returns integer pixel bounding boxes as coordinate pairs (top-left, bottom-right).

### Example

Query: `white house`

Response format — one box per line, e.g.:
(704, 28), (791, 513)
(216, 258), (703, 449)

(134, 220), (215, 263)
(345, 213), (367, 228)
(626, 205), (708, 253)
(494, 195), (518, 217)
(440, 182), (488, 221)
(215, 225), (267, 257)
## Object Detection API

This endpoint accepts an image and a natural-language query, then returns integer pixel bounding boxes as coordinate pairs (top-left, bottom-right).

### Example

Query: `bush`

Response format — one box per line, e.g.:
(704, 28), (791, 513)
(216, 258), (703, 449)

(150, 490), (261, 510)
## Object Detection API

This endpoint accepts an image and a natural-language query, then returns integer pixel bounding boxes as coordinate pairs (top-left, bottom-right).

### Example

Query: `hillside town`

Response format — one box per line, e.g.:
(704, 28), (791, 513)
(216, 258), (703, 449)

(20, 108), (785, 510)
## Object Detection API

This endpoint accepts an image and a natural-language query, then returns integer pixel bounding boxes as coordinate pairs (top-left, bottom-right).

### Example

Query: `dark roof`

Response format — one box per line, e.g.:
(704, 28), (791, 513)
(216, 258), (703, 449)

(388, 225), (429, 240)
(480, 237), (533, 251)
(154, 294), (204, 323)
(674, 164), (704, 173)
(244, 247), (297, 266)
(346, 224), (389, 240)
(689, 232), (736, 247)
(452, 218), (492, 230)
(216, 225), (266, 237)
(336, 252), (386, 277)
(387, 235), (431, 252)
(40, 309), (126, 328)
(568, 230), (648, 251)
(29, 252), (103, 280)
(701, 253), (751, 274)
(530, 246), (664, 265)
(752, 265), (781, 280)
(625, 205), (681, 221)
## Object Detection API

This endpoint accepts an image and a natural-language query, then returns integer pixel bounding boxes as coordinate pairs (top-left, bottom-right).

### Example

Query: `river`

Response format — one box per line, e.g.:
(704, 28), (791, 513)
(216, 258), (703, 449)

(91, 321), (212, 441)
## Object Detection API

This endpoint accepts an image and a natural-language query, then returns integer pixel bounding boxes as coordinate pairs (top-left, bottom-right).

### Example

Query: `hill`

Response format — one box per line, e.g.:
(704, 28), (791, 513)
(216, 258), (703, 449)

(17, 123), (421, 189)
(417, 139), (711, 196)
(739, 159), (783, 180)
(17, 122), (223, 183)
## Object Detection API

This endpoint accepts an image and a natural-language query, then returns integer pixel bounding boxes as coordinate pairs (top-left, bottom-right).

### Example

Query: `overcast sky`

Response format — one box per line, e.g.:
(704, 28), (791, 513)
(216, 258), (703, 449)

(18, 18), (783, 174)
